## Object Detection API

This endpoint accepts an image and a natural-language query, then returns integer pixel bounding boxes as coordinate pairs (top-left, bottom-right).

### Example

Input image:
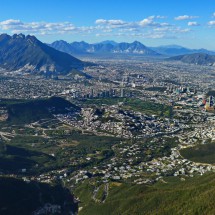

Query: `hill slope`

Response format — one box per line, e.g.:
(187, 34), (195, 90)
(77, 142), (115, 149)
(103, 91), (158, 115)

(151, 45), (215, 56)
(50, 40), (85, 55)
(0, 34), (89, 75)
(168, 53), (215, 66)
(75, 173), (215, 215)
(0, 96), (80, 124)
(0, 177), (78, 215)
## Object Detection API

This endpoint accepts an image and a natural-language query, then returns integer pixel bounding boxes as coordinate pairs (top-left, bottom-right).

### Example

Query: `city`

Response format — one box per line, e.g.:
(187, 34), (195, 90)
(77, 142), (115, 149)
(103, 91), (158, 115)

(0, 0), (215, 215)
(0, 57), (214, 214)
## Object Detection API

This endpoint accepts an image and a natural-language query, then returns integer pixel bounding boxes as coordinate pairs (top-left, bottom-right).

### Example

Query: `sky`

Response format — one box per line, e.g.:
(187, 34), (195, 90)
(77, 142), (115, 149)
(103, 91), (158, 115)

(1, 0), (215, 49)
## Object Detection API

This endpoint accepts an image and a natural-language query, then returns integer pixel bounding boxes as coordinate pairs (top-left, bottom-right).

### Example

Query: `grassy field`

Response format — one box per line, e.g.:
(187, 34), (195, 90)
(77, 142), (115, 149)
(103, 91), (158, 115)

(180, 141), (215, 164)
(75, 173), (215, 215)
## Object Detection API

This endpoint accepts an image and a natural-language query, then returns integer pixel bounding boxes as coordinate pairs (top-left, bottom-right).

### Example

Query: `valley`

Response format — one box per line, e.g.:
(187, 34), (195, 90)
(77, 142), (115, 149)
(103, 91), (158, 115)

(0, 54), (214, 214)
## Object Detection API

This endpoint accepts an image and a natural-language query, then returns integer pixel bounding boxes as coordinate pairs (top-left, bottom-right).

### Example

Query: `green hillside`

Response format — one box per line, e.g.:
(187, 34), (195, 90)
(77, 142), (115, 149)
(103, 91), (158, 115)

(0, 97), (82, 174)
(0, 141), (55, 174)
(0, 177), (78, 215)
(75, 173), (215, 215)
(0, 97), (80, 124)
(180, 141), (215, 164)
(0, 128), (121, 175)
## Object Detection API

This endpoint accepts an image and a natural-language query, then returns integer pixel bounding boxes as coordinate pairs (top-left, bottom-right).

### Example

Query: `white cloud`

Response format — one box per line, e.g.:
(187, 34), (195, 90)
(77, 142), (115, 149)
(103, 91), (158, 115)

(177, 28), (191, 33)
(96, 32), (177, 39)
(174, 15), (199, 20)
(0, 19), (23, 25)
(208, 20), (215, 26)
(154, 26), (190, 34)
(139, 16), (171, 27)
(0, 19), (24, 30)
(0, 17), (194, 40)
(156, 15), (167, 19)
(188, 21), (200, 26)
(160, 22), (171, 26)
(95, 19), (126, 25)
(95, 19), (107, 24)
(95, 17), (171, 29)
(0, 19), (85, 35)
(212, 12), (215, 18)
(139, 17), (154, 26)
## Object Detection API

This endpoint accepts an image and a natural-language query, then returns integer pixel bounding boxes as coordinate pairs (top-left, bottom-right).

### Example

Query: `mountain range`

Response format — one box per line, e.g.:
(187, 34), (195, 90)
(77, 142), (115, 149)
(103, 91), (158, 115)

(49, 40), (215, 57)
(169, 53), (215, 66)
(0, 34), (90, 75)
(49, 40), (160, 56)
(0, 34), (215, 74)
(150, 45), (215, 56)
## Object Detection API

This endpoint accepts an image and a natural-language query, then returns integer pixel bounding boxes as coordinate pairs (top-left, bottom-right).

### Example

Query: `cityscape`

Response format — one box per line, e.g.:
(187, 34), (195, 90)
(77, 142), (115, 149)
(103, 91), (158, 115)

(0, 1), (215, 215)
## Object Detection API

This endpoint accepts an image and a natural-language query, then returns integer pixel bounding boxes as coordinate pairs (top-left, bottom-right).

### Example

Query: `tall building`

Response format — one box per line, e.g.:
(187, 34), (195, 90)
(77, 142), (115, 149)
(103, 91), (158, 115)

(91, 89), (94, 98)
(205, 96), (215, 112)
(121, 73), (130, 87)
(120, 88), (125, 97)
(209, 96), (214, 107)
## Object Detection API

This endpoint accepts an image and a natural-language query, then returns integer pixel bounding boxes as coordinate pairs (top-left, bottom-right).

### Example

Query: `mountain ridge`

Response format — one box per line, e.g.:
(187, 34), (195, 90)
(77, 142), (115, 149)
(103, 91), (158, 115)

(168, 53), (215, 66)
(0, 33), (91, 76)
(49, 40), (215, 57)
(49, 40), (160, 56)
(151, 45), (215, 56)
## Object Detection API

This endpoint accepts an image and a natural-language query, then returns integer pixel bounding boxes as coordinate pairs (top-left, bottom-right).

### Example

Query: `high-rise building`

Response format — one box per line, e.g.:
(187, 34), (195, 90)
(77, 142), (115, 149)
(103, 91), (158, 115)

(205, 96), (215, 112)
(91, 89), (94, 98)
(209, 96), (214, 107)
(112, 89), (116, 97)
(120, 88), (125, 97)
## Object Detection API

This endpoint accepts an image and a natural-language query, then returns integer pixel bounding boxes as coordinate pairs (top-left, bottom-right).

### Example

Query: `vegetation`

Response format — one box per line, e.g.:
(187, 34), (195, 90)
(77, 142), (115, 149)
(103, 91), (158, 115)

(0, 128), (121, 174)
(169, 53), (215, 66)
(0, 97), (80, 124)
(79, 98), (173, 117)
(75, 173), (215, 215)
(114, 137), (179, 166)
(0, 96), (213, 215)
(180, 141), (215, 164)
(207, 90), (215, 97)
(145, 86), (167, 92)
(0, 139), (55, 174)
(95, 184), (106, 202)
(0, 176), (78, 215)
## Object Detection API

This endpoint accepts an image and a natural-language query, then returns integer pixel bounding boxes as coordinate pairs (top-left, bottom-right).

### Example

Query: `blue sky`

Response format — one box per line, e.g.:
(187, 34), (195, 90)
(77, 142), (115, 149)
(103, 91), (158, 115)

(1, 0), (215, 49)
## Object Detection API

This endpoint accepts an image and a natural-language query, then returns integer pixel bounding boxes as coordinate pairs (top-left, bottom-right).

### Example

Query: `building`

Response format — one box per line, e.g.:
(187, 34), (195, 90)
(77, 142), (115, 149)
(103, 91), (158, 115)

(205, 96), (215, 112)
(120, 88), (125, 97)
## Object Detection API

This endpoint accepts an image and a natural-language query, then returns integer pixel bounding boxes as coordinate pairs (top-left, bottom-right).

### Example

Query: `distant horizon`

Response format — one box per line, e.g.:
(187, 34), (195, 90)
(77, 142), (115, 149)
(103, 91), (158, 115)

(1, 32), (215, 51)
(1, 0), (215, 49)
(48, 39), (214, 51)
